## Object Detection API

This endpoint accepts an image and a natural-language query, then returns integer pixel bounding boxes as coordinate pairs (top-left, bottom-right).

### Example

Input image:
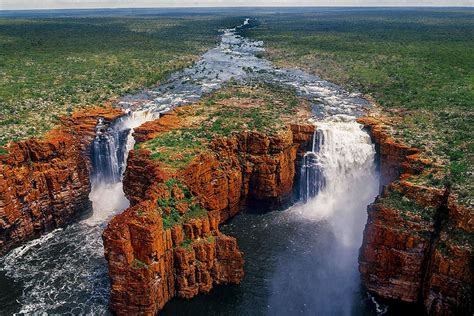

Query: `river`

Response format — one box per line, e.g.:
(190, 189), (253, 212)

(0, 18), (382, 315)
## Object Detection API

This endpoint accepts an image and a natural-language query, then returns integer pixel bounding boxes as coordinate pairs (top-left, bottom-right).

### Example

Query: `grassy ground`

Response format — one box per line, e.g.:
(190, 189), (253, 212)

(243, 8), (473, 204)
(0, 14), (242, 149)
(140, 83), (309, 170)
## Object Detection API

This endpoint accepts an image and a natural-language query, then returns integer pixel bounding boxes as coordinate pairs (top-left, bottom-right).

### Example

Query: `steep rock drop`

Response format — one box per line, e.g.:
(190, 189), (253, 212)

(102, 105), (316, 315)
(276, 115), (379, 315)
(153, 114), (379, 315)
(2, 17), (467, 316)
(358, 116), (473, 316)
(0, 109), (159, 314)
(0, 106), (123, 255)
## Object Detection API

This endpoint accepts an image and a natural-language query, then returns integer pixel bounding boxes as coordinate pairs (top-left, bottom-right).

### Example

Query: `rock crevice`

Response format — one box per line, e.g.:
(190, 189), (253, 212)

(102, 110), (314, 315)
(358, 116), (473, 316)
(0, 107), (123, 254)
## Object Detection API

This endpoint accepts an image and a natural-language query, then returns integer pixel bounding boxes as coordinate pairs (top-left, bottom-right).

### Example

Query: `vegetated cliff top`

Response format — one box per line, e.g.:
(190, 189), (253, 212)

(0, 15), (243, 151)
(135, 83), (311, 171)
(243, 9), (473, 205)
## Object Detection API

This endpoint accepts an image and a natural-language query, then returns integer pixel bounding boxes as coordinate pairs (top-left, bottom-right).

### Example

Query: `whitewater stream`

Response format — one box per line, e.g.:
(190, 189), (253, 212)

(0, 19), (381, 315)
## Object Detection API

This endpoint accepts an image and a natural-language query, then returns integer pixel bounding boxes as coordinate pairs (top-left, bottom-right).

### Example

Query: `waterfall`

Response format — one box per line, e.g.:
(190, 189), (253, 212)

(270, 115), (379, 315)
(90, 118), (125, 184)
(300, 115), (377, 216)
(300, 129), (326, 202)
(86, 110), (159, 224)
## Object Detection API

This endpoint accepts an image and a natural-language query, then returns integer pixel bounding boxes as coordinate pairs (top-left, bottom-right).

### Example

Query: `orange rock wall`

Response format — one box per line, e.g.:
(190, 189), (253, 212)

(0, 107), (123, 254)
(358, 116), (473, 315)
(103, 114), (314, 315)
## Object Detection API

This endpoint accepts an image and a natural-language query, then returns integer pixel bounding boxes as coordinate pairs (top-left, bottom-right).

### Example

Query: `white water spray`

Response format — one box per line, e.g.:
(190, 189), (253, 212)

(298, 114), (378, 246)
(86, 110), (159, 225)
(270, 115), (379, 315)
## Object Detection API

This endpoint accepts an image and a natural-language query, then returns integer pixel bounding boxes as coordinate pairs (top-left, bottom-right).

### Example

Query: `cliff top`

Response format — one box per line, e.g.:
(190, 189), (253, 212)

(134, 83), (312, 171)
(0, 16), (241, 149)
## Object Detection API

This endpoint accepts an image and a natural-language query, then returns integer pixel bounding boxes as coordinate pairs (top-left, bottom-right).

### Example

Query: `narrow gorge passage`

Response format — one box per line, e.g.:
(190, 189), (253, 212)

(0, 19), (378, 315)
(0, 111), (159, 314)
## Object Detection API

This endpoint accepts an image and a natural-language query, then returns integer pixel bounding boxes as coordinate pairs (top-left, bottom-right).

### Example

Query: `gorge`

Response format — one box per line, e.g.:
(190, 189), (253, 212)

(0, 18), (471, 316)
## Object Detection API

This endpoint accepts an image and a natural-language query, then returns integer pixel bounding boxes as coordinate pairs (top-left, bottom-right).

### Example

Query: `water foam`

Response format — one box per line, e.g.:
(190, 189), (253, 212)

(0, 18), (374, 314)
(297, 117), (378, 246)
(271, 115), (379, 315)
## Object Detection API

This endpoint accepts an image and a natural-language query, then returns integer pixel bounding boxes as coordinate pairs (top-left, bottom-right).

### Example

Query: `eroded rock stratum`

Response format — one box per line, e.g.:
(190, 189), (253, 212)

(0, 107), (123, 255)
(102, 86), (314, 315)
(358, 116), (473, 316)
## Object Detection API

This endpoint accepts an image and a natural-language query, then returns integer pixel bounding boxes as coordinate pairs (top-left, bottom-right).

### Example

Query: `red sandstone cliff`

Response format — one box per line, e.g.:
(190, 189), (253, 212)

(103, 110), (314, 315)
(358, 116), (473, 316)
(0, 106), (123, 254)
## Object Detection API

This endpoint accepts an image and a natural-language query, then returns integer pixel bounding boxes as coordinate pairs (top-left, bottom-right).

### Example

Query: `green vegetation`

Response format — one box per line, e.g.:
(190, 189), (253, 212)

(147, 84), (307, 227)
(158, 179), (208, 230)
(0, 14), (242, 146)
(148, 129), (205, 168)
(130, 258), (149, 270)
(244, 9), (473, 204)
(161, 203), (209, 230)
(180, 235), (215, 252)
(162, 208), (182, 230)
(135, 208), (145, 217)
(378, 189), (435, 222)
(180, 238), (193, 249)
(449, 228), (474, 248)
(185, 204), (208, 220)
(142, 83), (305, 170)
(436, 240), (451, 257)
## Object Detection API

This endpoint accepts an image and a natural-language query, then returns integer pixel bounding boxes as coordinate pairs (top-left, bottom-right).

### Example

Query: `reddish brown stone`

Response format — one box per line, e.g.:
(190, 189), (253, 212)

(0, 106), (123, 254)
(103, 108), (314, 315)
(358, 115), (473, 316)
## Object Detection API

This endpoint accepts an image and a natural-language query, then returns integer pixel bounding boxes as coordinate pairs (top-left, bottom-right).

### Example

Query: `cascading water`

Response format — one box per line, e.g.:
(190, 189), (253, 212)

(0, 110), (159, 315)
(300, 129), (326, 202)
(0, 17), (383, 315)
(161, 115), (381, 315)
(87, 110), (159, 224)
(298, 115), (378, 238)
(273, 114), (379, 314)
(91, 118), (124, 185)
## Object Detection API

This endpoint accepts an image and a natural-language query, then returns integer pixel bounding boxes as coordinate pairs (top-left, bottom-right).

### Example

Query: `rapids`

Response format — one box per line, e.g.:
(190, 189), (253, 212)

(0, 18), (382, 315)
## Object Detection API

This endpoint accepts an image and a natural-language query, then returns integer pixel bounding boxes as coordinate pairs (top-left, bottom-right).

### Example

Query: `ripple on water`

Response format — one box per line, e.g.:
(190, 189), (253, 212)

(0, 224), (111, 315)
(0, 18), (374, 315)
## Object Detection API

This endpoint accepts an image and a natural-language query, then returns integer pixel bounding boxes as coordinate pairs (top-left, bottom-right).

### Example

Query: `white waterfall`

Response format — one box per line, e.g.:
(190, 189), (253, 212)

(269, 115), (379, 315)
(298, 114), (378, 246)
(86, 110), (159, 225)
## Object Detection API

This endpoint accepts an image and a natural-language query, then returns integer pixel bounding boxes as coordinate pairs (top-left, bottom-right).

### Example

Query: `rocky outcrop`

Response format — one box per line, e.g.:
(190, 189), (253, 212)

(103, 110), (314, 315)
(358, 116), (473, 315)
(179, 124), (314, 222)
(0, 106), (123, 254)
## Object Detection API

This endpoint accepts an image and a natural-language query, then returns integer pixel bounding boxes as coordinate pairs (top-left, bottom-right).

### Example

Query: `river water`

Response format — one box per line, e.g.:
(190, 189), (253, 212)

(0, 18), (382, 315)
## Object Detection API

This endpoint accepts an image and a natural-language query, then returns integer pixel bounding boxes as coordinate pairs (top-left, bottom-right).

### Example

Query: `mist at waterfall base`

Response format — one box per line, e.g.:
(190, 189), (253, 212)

(0, 111), (158, 315)
(0, 17), (383, 315)
(87, 111), (158, 224)
(161, 117), (380, 315)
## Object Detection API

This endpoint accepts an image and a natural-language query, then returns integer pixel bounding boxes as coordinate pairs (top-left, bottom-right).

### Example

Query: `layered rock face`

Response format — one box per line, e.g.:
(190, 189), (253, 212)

(103, 110), (314, 315)
(180, 124), (314, 223)
(0, 107), (123, 254)
(358, 116), (473, 315)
